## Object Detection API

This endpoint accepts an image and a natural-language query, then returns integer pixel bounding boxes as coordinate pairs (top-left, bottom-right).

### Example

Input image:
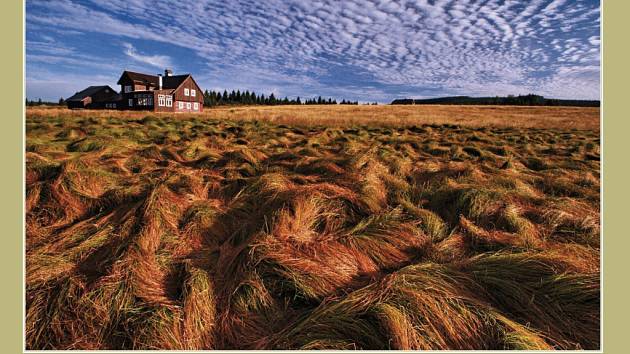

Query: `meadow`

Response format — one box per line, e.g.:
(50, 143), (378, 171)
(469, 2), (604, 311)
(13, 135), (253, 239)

(25, 105), (600, 350)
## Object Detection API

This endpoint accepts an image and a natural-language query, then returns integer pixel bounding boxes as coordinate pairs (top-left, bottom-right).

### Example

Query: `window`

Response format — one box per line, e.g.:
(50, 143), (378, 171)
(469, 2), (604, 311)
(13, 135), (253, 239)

(186, 102), (191, 110)
(124, 85), (132, 93)
(166, 95), (172, 107)
(184, 88), (190, 96)
(191, 89), (196, 97)
(158, 94), (165, 107)
(128, 98), (133, 107)
(112, 103), (116, 108)
(178, 101), (184, 109)
(193, 102), (199, 111)
(134, 94), (154, 106)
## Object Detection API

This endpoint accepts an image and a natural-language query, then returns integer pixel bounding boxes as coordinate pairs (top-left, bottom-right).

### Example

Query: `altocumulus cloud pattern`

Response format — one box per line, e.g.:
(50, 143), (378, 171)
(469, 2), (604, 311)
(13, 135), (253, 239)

(26, 0), (600, 102)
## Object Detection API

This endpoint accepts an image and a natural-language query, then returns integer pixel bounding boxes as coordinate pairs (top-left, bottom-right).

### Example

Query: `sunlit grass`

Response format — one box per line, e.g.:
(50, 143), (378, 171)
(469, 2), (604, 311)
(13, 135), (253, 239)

(25, 106), (600, 350)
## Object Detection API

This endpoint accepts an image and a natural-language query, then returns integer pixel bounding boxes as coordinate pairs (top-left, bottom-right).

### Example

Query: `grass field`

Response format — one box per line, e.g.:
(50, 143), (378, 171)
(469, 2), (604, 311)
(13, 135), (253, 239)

(25, 105), (600, 350)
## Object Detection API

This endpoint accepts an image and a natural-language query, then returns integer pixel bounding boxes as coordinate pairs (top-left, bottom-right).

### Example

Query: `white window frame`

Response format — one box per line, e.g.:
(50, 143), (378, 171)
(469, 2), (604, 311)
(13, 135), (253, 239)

(184, 88), (190, 96)
(166, 95), (172, 107)
(193, 102), (199, 110)
(124, 85), (132, 93)
(178, 101), (184, 109)
(191, 89), (196, 97)
(158, 94), (165, 107)
(186, 102), (192, 110)
(128, 98), (133, 107)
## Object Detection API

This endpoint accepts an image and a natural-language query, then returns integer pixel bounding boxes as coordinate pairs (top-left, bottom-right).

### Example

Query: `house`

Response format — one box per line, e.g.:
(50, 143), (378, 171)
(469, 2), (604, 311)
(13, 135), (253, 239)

(66, 69), (204, 112)
(65, 85), (120, 109)
(116, 69), (204, 112)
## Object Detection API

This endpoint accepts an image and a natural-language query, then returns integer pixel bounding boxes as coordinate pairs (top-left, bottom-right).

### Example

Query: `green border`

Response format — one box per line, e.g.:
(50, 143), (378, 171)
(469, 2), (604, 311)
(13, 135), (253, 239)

(3, 1), (626, 353)
(601, 1), (626, 354)
(0, 1), (23, 354)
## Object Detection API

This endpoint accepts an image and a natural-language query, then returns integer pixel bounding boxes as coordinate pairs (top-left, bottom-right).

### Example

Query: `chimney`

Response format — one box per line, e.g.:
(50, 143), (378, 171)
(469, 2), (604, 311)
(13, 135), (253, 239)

(158, 74), (163, 90)
(164, 68), (172, 77)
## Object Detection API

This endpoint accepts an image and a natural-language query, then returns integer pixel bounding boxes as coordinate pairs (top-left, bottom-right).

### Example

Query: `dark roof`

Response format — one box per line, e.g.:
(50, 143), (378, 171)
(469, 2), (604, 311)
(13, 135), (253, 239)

(66, 85), (116, 101)
(162, 74), (190, 89)
(117, 70), (159, 86)
(116, 70), (192, 90)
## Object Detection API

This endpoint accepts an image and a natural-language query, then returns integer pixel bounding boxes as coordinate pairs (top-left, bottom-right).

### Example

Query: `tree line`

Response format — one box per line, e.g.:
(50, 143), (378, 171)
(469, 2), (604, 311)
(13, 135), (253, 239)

(202, 89), (360, 106)
(391, 94), (600, 107)
(26, 98), (66, 106)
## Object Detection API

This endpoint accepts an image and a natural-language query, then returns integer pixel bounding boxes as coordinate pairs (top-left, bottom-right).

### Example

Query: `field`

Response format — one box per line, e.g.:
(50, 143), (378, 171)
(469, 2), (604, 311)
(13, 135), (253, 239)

(25, 105), (600, 350)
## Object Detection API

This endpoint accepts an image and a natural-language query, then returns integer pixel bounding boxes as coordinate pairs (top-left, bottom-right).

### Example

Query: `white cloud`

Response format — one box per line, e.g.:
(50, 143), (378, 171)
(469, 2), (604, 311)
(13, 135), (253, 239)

(26, 0), (601, 101)
(122, 42), (172, 69)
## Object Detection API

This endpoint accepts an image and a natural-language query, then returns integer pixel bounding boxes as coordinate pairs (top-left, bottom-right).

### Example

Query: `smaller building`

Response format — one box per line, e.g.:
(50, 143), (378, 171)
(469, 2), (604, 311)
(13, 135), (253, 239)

(66, 85), (120, 109)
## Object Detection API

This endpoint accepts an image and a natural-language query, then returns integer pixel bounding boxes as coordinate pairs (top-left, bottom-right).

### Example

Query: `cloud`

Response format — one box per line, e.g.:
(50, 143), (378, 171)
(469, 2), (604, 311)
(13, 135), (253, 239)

(26, 0), (601, 101)
(122, 42), (172, 69)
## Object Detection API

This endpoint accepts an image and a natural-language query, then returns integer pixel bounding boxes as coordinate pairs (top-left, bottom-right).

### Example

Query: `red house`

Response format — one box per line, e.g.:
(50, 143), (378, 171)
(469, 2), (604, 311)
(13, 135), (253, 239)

(67, 69), (204, 112)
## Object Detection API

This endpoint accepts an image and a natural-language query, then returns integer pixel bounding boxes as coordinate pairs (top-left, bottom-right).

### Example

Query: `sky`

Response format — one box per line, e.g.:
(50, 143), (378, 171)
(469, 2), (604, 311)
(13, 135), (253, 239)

(25, 0), (600, 103)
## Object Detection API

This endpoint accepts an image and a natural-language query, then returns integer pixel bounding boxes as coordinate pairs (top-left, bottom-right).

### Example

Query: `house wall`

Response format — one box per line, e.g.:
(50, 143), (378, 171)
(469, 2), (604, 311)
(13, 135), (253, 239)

(67, 100), (87, 109)
(89, 88), (116, 103)
(133, 83), (157, 91)
(172, 77), (204, 103)
(119, 78), (133, 94)
(122, 91), (158, 111)
(173, 100), (203, 113)
(153, 90), (176, 112)
(119, 80), (154, 93)
(172, 76), (204, 112)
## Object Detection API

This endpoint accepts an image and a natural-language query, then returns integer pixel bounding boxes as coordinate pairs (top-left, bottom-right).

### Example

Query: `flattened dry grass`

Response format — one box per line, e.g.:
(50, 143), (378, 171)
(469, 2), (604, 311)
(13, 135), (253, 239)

(25, 107), (600, 350)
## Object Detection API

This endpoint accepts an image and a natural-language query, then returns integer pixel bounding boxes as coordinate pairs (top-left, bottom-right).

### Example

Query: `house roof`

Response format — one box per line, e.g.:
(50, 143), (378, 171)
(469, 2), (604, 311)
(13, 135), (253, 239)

(66, 85), (116, 101)
(162, 74), (190, 89)
(117, 70), (193, 91)
(117, 71), (159, 86)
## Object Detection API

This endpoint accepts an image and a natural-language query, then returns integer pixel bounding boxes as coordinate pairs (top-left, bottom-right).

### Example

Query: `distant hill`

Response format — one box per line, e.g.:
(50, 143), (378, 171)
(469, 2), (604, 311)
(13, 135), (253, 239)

(391, 94), (600, 107)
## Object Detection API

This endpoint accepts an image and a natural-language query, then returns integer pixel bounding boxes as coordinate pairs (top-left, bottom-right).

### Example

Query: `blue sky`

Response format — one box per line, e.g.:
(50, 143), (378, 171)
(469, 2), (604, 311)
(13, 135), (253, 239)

(26, 0), (600, 102)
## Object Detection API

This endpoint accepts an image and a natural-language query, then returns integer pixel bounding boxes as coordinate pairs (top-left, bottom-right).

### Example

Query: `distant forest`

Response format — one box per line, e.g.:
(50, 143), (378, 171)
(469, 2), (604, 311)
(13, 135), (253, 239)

(202, 89), (361, 106)
(391, 94), (600, 107)
(26, 98), (65, 106)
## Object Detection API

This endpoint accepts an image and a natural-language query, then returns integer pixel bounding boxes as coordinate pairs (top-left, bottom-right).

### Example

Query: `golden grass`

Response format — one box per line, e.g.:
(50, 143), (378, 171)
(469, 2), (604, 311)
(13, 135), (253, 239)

(25, 106), (600, 350)
(27, 104), (600, 130)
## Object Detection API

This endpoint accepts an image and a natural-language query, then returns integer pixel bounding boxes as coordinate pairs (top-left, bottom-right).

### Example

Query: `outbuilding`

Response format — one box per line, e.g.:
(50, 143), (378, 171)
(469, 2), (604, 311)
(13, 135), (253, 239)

(66, 85), (120, 109)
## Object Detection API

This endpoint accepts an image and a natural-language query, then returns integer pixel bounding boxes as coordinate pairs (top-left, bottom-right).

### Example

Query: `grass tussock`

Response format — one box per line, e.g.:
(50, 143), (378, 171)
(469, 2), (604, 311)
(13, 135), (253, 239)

(26, 107), (600, 350)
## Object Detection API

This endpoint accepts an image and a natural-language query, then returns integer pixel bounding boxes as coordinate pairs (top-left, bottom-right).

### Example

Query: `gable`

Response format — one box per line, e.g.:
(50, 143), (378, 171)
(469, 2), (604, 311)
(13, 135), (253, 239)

(187, 75), (203, 94)
(117, 71), (159, 86)
(66, 85), (117, 101)
(169, 76), (203, 101)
